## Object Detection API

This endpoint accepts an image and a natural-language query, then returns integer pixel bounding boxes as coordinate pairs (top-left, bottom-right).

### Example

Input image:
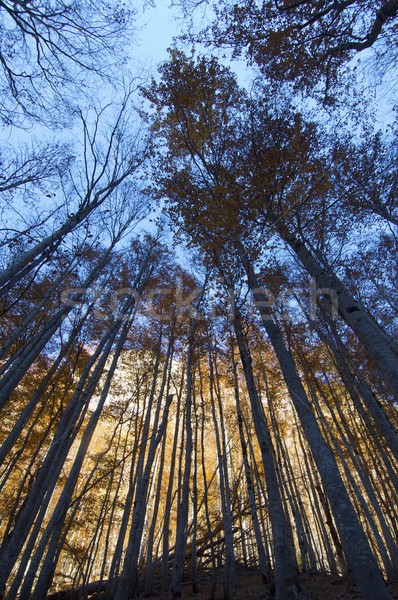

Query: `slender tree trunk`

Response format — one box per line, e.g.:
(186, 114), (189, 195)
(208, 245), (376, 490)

(106, 391), (147, 588)
(230, 342), (271, 584)
(269, 214), (398, 399)
(171, 332), (195, 599)
(233, 306), (299, 600)
(198, 372), (217, 600)
(207, 335), (236, 599)
(293, 420), (342, 575)
(190, 382), (199, 595)
(236, 240), (393, 600)
(113, 394), (174, 600)
(143, 341), (176, 596)
(100, 412), (137, 583)
(160, 373), (184, 592)
(144, 416), (169, 596)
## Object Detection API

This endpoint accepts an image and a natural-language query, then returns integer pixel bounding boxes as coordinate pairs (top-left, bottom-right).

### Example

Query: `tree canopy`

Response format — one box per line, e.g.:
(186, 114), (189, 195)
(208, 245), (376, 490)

(0, 2), (397, 600)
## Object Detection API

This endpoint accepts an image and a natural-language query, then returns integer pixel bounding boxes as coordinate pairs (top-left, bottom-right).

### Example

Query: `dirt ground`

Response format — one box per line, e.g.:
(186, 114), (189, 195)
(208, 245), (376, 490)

(146, 568), (398, 600)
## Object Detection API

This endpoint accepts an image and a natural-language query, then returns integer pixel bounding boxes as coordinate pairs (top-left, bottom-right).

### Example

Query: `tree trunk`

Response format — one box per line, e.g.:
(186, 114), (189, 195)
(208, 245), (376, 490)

(269, 214), (398, 400)
(230, 341), (272, 584)
(236, 240), (393, 600)
(233, 306), (299, 600)
(207, 335), (236, 599)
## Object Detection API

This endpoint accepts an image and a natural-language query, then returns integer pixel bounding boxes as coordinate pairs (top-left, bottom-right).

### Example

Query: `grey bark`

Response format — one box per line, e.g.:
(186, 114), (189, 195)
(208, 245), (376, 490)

(161, 373), (184, 591)
(113, 394), (174, 600)
(233, 306), (299, 600)
(114, 329), (174, 600)
(237, 240), (393, 600)
(207, 336), (236, 598)
(269, 214), (398, 400)
(230, 343), (272, 583)
(171, 314), (200, 599)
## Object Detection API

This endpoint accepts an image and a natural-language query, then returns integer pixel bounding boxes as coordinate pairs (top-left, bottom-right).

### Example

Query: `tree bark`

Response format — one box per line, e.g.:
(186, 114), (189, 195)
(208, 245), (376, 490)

(236, 239), (393, 600)
(233, 306), (299, 600)
(268, 214), (398, 401)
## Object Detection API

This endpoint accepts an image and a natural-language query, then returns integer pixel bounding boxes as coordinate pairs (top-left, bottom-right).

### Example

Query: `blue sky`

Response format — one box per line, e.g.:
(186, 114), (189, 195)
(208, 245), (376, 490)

(134, 1), (255, 90)
(135, 2), (180, 67)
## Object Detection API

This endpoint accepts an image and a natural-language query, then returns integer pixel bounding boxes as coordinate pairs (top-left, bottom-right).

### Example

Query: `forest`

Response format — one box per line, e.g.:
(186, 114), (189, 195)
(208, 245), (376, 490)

(0, 1), (397, 599)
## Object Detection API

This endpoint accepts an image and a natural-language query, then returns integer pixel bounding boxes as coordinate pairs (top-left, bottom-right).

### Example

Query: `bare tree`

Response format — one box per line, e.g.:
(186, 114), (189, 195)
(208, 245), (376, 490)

(0, 88), (148, 298)
(0, 0), (135, 122)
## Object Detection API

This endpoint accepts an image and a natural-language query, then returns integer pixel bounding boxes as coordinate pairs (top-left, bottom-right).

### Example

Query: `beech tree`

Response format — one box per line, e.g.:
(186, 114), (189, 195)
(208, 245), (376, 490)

(144, 49), (397, 600)
(145, 50), (398, 398)
(186, 0), (398, 99)
(0, 233), (164, 598)
(1, 0), (397, 596)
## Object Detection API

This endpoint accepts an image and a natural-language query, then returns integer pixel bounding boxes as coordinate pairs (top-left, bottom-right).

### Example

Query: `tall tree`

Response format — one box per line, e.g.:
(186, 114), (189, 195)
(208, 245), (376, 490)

(144, 50), (396, 600)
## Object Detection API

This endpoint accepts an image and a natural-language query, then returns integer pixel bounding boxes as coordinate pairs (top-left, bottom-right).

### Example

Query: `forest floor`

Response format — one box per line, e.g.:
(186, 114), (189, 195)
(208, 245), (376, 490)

(142, 568), (398, 600)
